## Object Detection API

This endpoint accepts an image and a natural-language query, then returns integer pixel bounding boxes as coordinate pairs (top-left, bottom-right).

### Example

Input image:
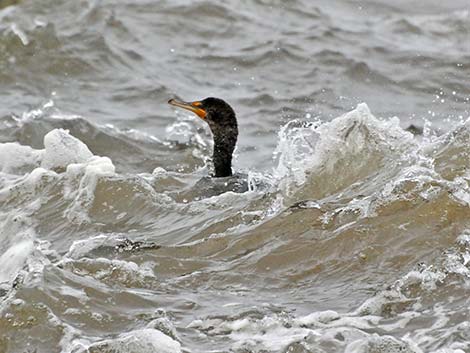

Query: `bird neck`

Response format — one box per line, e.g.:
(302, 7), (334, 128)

(212, 126), (237, 178)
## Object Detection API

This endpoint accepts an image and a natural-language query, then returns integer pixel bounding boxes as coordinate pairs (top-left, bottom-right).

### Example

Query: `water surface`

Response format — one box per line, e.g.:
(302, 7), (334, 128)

(0, 1), (470, 352)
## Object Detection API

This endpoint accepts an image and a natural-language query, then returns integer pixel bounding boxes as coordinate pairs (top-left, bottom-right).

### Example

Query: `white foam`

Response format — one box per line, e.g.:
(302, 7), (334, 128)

(0, 239), (34, 283)
(0, 129), (116, 223)
(146, 317), (180, 342)
(62, 155), (116, 223)
(86, 329), (181, 353)
(346, 334), (422, 353)
(295, 310), (340, 326)
(0, 142), (43, 174)
(57, 286), (88, 303)
(41, 128), (93, 170)
(65, 235), (111, 259)
(188, 307), (435, 353)
(10, 23), (29, 45)
(0, 199), (47, 287)
(189, 311), (389, 352)
(0, 128), (117, 228)
(0, 129), (106, 178)
(61, 256), (156, 288)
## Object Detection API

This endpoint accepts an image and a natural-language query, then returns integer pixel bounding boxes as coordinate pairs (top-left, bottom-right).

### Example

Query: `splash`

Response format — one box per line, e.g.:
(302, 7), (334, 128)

(273, 103), (418, 199)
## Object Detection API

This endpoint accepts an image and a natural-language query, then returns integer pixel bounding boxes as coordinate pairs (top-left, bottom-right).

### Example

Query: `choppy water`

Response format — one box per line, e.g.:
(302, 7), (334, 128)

(1, 1), (470, 352)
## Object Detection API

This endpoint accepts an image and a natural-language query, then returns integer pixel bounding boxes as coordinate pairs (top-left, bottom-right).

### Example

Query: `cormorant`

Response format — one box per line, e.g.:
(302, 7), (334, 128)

(168, 97), (238, 178)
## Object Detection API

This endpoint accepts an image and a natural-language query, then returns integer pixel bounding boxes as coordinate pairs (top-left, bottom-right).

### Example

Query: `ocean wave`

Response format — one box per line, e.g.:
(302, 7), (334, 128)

(1, 0), (470, 350)
(183, 230), (470, 352)
(1, 103), (470, 352)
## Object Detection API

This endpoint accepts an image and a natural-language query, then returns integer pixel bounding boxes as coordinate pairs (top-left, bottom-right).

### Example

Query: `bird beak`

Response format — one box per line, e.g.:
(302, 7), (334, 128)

(168, 98), (207, 120)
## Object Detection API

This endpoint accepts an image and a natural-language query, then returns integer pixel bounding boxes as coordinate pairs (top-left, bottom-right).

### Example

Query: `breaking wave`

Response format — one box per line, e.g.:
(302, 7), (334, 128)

(0, 102), (469, 352)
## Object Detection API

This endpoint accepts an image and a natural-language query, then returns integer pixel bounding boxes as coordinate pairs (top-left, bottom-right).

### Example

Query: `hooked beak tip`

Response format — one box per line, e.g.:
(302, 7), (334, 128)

(168, 98), (207, 120)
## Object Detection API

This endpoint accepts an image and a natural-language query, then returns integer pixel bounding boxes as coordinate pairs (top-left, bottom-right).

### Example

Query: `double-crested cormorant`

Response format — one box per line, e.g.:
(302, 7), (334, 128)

(168, 97), (238, 178)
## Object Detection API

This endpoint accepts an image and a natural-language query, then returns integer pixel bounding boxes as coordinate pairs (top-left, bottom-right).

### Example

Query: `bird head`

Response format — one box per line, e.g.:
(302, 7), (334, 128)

(168, 97), (237, 131)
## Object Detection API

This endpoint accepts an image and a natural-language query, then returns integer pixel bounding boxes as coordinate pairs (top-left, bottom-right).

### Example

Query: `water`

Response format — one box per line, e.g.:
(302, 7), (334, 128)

(0, 1), (470, 352)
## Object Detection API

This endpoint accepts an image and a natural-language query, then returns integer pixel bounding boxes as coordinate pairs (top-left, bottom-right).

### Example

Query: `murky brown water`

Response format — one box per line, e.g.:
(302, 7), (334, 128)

(0, 1), (470, 352)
